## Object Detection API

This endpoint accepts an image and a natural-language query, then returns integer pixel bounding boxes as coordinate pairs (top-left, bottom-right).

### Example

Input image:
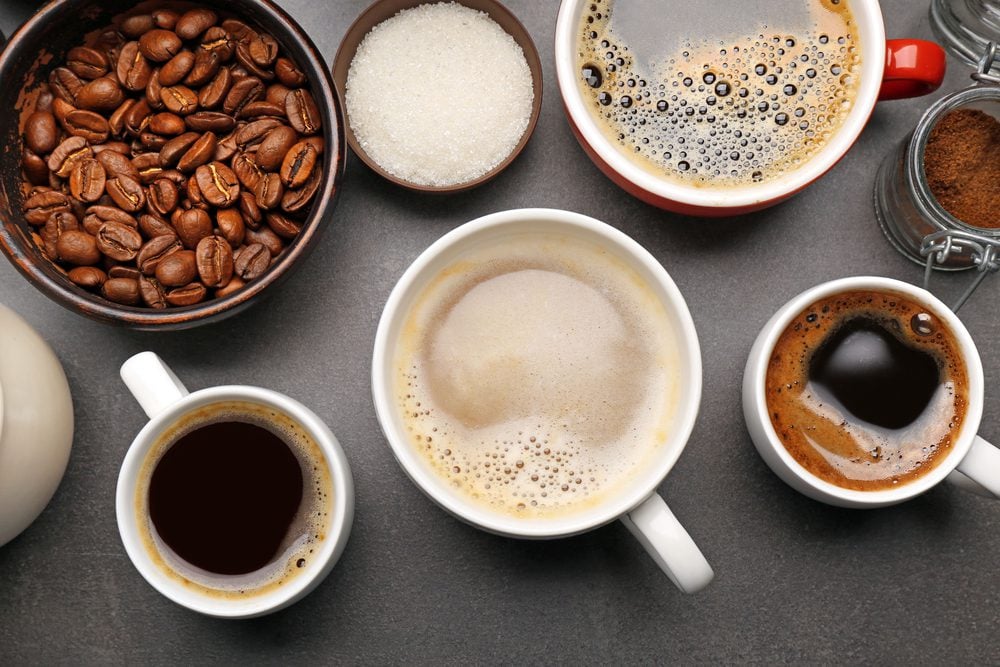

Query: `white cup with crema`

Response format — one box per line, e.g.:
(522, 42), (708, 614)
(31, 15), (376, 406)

(372, 208), (713, 593)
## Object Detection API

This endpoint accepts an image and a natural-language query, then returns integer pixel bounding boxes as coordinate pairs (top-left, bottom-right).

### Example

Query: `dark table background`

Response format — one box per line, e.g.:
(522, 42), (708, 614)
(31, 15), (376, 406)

(2, 0), (999, 663)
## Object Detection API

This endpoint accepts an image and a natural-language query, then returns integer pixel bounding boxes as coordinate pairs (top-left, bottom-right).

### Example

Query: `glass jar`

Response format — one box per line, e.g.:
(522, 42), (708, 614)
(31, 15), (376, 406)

(930, 0), (1000, 65)
(874, 42), (1000, 309)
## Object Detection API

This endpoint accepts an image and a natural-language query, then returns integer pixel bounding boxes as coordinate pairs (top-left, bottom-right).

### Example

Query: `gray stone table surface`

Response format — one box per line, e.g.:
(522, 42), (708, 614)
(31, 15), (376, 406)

(2, 0), (999, 663)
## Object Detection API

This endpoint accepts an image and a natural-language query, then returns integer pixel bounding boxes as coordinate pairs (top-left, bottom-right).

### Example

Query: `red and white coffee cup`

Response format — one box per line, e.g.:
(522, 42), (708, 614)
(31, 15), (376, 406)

(555, 0), (947, 217)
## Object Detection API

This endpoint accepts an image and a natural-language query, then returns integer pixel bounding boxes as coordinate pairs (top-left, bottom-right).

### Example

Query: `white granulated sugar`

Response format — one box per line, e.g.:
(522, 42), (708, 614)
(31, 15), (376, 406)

(345, 2), (534, 187)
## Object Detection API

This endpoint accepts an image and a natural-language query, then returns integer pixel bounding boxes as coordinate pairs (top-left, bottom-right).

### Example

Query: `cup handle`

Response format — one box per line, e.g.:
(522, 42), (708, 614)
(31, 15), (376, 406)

(120, 351), (189, 419)
(950, 435), (1000, 499)
(619, 494), (714, 594)
(878, 39), (946, 101)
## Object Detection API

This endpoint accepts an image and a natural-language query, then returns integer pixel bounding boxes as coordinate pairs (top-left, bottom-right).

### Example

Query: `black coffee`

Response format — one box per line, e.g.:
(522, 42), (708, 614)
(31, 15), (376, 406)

(766, 290), (968, 491)
(138, 401), (332, 597)
(148, 421), (303, 575)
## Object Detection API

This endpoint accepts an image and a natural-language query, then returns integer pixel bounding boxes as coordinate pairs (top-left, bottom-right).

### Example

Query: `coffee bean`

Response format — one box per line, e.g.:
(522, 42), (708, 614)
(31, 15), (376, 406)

(24, 190), (71, 225)
(93, 141), (131, 155)
(213, 128), (241, 162)
(97, 148), (140, 181)
(280, 140), (317, 188)
(238, 100), (286, 120)
(216, 208), (245, 247)
(174, 207), (213, 249)
(248, 34), (279, 68)
(265, 211), (300, 239)
(22, 148), (50, 186)
(138, 274), (168, 308)
(105, 174), (146, 212)
(139, 213), (175, 238)
(214, 275), (245, 298)
(195, 161), (240, 207)
(275, 58), (306, 87)
(185, 173), (206, 208)
(56, 229), (101, 265)
(165, 282), (207, 306)
(221, 19), (256, 44)
(24, 110), (59, 154)
(199, 68), (232, 109)
(245, 225), (283, 256)
(70, 158), (107, 202)
(120, 14), (155, 39)
(64, 110), (111, 143)
(139, 30), (182, 63)
(232, 151), (263, 189)
(265, 83), (292, 105)
(196, 235), (233, 287)
(255, 125), (298, 171)
(148, 112), (185, 135)
(152, 8), (180, 30)
(148, 178), (179, 215)
(234, 242), (269, 280)
(85, 205), (138, 230)
(96, 221), (143, 261)
(75, 76), (124, 112)
(236, 118), (283, 150)
(42, 211), (80, 258)
(161, 86), (199, 115)
(137, 233), (181, 274)
(49, 67), (83, 104)
(160, 50), (195, 86)
(223, 77), (263, 116)
(68, 266), (108, 289)
(67, 47), (109, 80)
(124, 98), (152, 135)
(201, 27), (235, 59)
(102, 277), (141, 304)
(108, 265), (142, 281)
(145, 70), (165, 110)
(159, 132), (200, 167)
(176, 8), (218, 40)
(109, 99), (137, 136)
(177, 132), (217, 172)
(185, 111), (235, 133)
(117, 42), (153, 92)
(186, 48), (222, 88)
(238, 191), (263, 229)
(286, 89), (320, 135)
(155, 249), (197, 286)
(132, 152), (165, 184)
(281, 167), (320, 213)
(234, 42), (274, 81)
(254, 173), (283, 210)
(51, 97), (76, 125)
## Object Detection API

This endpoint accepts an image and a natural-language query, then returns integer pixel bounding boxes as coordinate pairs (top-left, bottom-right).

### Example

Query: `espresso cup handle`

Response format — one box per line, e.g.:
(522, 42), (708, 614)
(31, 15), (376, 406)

(619, 494), (714, 593)
(951, 435), (1000, 499)
(120, 352), (190, 419)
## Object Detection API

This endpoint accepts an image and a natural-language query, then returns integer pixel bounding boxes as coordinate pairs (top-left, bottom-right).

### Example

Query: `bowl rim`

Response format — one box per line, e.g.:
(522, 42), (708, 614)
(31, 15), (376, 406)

(0, 0), (346, 329)
(332, 0), (543, 194)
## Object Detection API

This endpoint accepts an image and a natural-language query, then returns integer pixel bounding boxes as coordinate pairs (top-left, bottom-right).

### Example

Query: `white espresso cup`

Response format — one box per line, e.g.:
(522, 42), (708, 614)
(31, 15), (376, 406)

(117, 352), (354, 618)
(743, 276), (1000, 508)
(371, 208), (713, 593)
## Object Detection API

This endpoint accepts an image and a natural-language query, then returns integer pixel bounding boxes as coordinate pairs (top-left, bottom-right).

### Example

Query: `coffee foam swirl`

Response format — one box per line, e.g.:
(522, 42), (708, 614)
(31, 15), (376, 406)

(393, 233), (681, 519)
(136, 401), (333, 599)
(576, 0), (861, 186)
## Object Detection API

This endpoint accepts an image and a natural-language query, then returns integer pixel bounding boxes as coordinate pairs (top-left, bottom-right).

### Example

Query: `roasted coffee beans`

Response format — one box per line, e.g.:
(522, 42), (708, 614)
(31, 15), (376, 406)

(20, 4), (324, 309)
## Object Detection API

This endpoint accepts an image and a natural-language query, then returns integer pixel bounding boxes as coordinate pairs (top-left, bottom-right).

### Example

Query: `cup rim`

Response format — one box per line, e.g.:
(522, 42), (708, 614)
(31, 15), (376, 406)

(371, 207), (702, 537)
(553, 0), (886, 209)
(747, 275), (986, 505)
(115, 385), (353, 618)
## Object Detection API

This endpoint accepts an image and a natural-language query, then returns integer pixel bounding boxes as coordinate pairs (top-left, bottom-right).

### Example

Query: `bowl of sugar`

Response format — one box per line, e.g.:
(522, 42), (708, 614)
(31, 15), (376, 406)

(333, 0), (542, 193)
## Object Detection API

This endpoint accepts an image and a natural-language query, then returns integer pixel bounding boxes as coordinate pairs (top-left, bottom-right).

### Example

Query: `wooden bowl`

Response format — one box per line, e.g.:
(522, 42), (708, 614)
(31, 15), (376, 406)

(0, 0), (346, 330)
(333, 0), (542, 194)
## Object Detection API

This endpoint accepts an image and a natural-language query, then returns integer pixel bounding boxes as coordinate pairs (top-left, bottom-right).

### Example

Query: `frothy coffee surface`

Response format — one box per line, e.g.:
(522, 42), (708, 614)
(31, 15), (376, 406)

(136, 401), (333, 599)
(576, 0), (861, 186)
(766, 290), (968, 491)
(393, 233), (681, 519)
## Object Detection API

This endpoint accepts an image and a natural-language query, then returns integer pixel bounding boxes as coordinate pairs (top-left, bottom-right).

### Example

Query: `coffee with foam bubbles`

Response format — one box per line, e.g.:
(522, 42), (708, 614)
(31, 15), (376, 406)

(576, 0), (862, 186)
(393, 232), (681, 519)
(136, 401), (333, 599)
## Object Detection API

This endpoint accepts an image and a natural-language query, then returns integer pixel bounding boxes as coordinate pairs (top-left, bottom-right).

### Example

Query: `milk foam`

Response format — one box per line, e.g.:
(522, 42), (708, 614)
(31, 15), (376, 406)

(393, 233), (681, 518)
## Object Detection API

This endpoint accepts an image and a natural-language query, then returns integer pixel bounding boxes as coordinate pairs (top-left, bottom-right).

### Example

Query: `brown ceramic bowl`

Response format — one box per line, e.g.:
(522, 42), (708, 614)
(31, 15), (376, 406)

(0, 0), (345, 330)
(333, 0), (542, 194)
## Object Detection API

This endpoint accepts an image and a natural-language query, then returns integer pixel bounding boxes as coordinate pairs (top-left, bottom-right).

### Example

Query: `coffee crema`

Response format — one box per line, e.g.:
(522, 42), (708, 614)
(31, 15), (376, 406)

(392, 232), (681, 519)
(576, 0), (862, 186)
(136, 401), (333, 598)
(766, 290), (968, 491)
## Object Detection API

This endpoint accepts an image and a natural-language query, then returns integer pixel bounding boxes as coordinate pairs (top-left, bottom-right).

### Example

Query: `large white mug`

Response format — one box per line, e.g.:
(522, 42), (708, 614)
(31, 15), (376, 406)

(117, 352), (354, 618)
(743, 276), (1000, 507)
(371, 208), (713, 593)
